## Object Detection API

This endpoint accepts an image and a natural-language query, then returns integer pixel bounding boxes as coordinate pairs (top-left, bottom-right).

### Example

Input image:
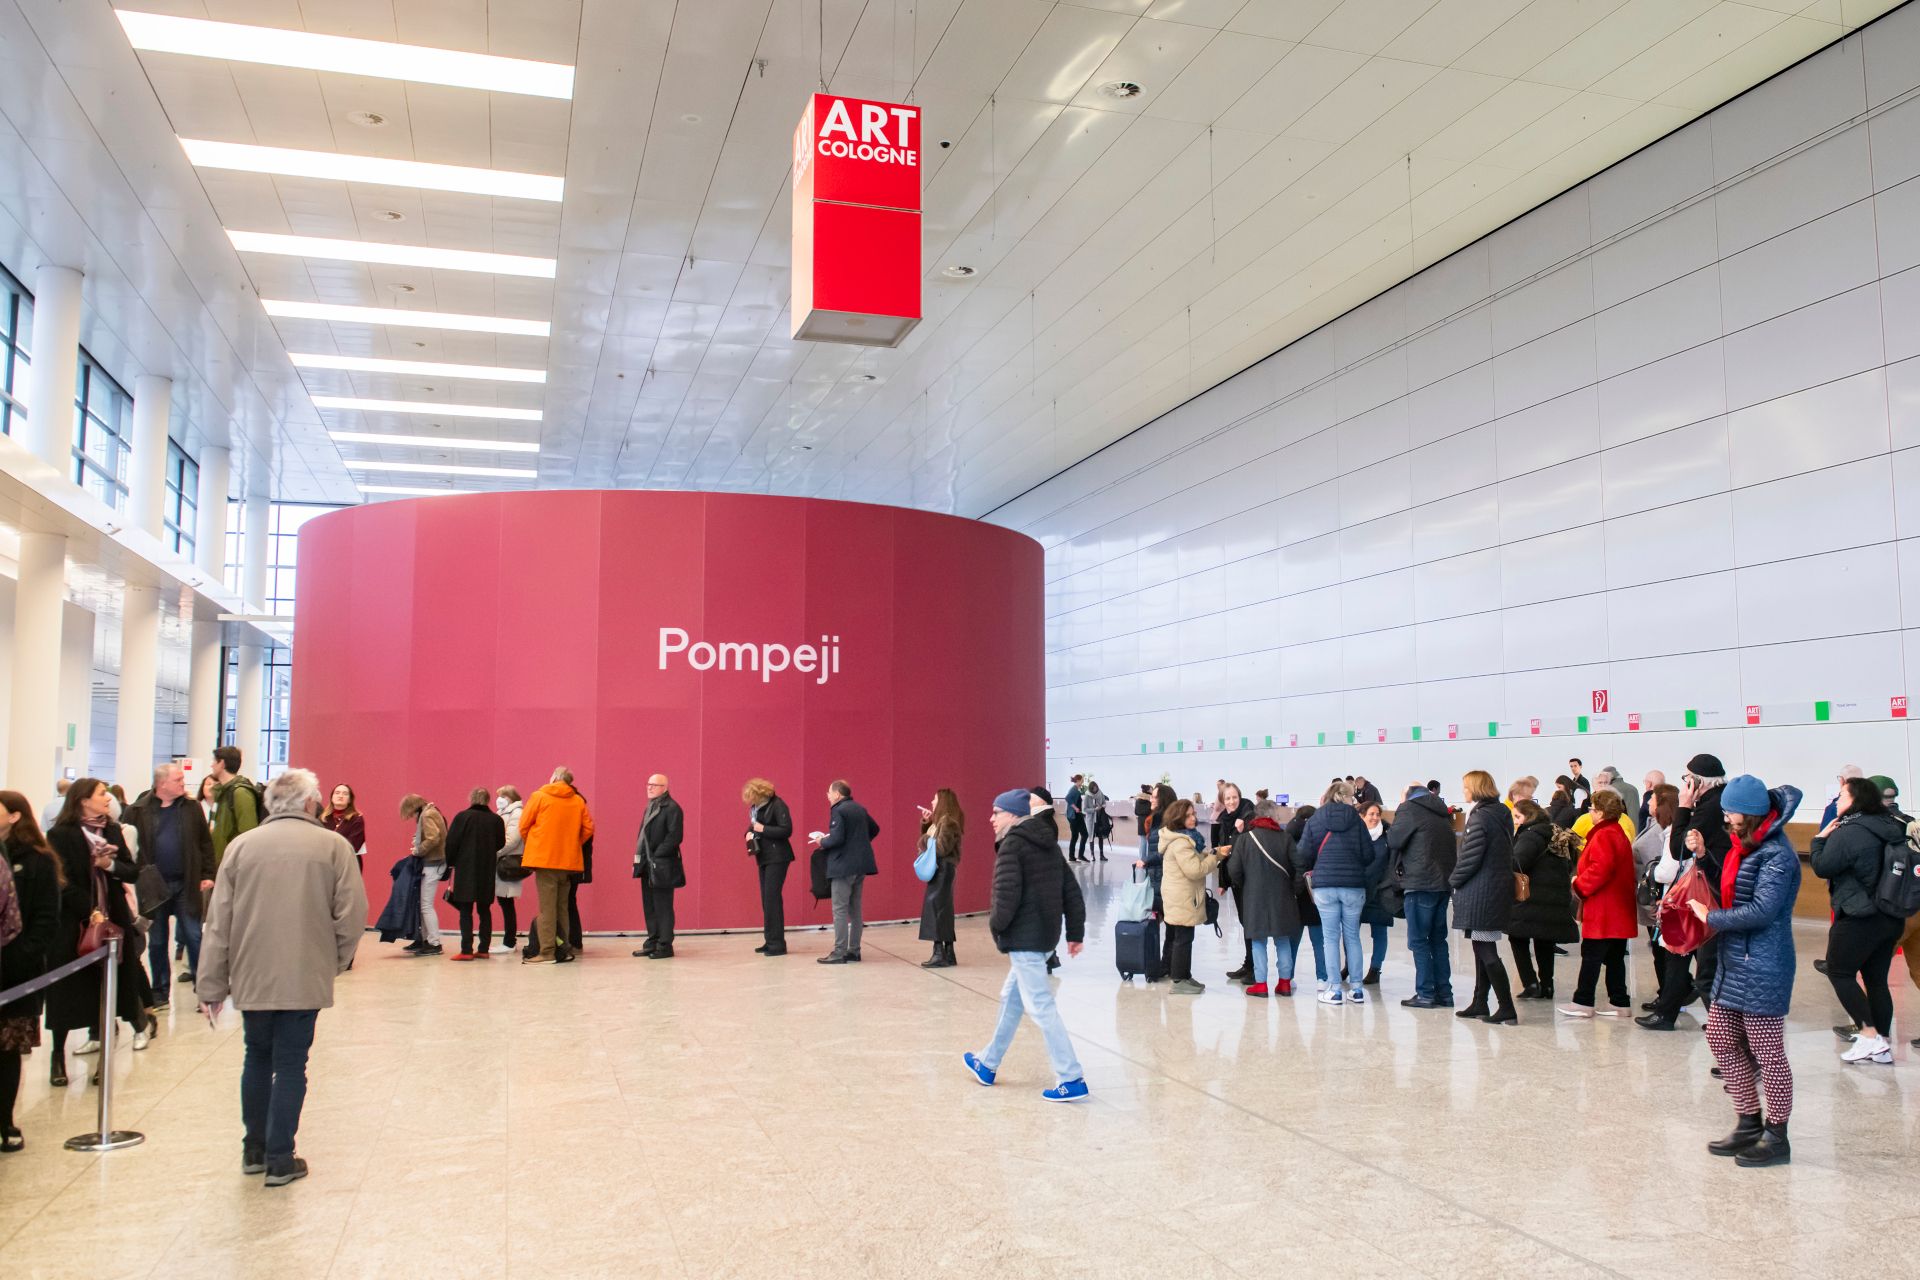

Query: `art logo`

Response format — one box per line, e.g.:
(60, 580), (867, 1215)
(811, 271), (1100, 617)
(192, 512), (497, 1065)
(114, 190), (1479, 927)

(658, 627), (841, 685)
(791, 93), (922, 347)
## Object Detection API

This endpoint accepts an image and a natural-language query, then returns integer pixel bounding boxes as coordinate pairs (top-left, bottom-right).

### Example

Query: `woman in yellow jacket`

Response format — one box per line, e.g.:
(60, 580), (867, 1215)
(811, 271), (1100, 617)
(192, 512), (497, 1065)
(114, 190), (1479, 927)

(1159, 799), (1225, 996)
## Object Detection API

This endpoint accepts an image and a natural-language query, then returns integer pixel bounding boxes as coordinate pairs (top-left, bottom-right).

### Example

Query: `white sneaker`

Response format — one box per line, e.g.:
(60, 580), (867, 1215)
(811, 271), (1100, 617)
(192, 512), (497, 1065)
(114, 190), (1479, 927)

(74, 1038), (102, 1055)
(1347, 986), (1367, 1004)
(132, 1026), (152, 1051)
(1842, 1035), (1892, 1064)
(1555, 1004), (1594, 1019)
(1318, 987), (1344, 1005)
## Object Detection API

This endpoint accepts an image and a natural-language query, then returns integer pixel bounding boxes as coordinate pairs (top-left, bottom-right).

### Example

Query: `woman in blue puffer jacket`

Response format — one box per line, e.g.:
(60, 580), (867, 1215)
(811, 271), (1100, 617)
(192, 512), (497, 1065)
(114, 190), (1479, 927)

(1689, 775), (1803, 1169)
(1301, 781), (1387, 1006)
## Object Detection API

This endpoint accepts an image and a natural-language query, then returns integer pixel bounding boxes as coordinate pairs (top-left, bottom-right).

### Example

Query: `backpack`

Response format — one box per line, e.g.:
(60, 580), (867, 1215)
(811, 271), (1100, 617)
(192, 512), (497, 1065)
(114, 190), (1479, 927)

(1876, 822), (1920, 918)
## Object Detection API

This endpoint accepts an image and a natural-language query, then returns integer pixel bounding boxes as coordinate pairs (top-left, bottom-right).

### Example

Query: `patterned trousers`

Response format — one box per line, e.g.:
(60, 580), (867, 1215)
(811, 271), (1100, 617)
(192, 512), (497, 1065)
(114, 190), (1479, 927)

(1705, 1003), (1793, 1122)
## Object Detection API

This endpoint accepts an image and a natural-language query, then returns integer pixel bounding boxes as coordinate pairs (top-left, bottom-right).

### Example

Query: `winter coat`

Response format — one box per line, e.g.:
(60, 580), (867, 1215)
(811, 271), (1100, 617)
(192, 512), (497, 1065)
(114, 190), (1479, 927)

(1360, 822), (1396, 925)
(819, 798), (880, 880)
(1353, 780), (1383, 808)
(124, 794), (217, 919)
(1213, 798), (1254, 850)
(1507, 816), (1579, 943)
(1810, 809), (1905, 920)
(918, 818), (962, 943)
(1299, 802), (1385, 890)
(494, 800), (525, 898)
(749, 795), (796, 866)
(1225, 820), (1303, 939)
(1631, 822), (1671, 929)
(1160, 826), (1224, 928)
(1388, 792), (1455, 893)
(43, 822), (141, 1031)
(633, 792), (687, 889)
(411, 803), (448, 864)
(1548, 797), (1577, 830)
(197, 813), (366, 1011)
(375, 855), (423, 943)
(1, 840), (62, 1025)
(1571, 817), (1637, 940)
(988, 812), (1085, 953)
(324, 810), (366, 871)
(1707, 785), (1804, 1017)
(1672, 783), (1731, 905)
(444, 803), (505, 905)
(519, 782), (594, 874)
(1449, 801), (1513, 933)
(210, 775), (261, 866)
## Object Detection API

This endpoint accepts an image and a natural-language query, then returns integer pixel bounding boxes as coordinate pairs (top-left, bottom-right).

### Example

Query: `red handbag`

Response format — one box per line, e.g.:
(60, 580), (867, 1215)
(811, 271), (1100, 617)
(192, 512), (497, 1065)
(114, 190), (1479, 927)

(1657, 863), (1716, 956)
(76, 869), (123, 958)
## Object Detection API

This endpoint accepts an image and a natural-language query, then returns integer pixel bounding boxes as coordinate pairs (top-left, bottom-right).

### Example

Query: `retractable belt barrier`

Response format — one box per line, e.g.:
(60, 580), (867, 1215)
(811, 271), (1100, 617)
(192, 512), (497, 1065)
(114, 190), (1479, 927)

(0, 935), (146, 1153)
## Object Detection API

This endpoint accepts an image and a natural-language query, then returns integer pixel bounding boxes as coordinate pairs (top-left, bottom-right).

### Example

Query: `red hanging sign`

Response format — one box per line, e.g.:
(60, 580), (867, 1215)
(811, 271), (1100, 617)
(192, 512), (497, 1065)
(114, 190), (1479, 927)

(1529, 718), (1542, 735)
(1288, 733), (1297, 747)
(1745, 705), (1761, 725)
(791, 94), (921, 346)
(1627, 713), (1641, 731)
(1894, 696), (1908, 719)
(1446, 724), (1457, 740)
(1376, 728), (1386, 743)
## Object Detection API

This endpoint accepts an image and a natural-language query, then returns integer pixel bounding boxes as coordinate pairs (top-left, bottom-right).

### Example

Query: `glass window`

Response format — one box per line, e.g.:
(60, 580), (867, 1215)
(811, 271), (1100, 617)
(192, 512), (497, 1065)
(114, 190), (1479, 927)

(73, 352), (132, 510)
(164, 440), (199, 558)
(0, 263), (30, 437)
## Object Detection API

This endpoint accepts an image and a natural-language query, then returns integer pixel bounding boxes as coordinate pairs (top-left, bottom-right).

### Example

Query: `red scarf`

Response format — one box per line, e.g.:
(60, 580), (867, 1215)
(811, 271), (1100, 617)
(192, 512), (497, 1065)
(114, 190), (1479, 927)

(1721, 809), (1776, 905)
(1249, 816), (1283, 832)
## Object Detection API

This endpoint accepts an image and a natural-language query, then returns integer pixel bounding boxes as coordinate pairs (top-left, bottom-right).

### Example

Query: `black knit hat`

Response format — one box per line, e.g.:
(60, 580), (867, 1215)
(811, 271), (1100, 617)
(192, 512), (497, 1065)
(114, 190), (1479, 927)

(1030, 786), (1054, 806)
(1686, 753), (1725, 776)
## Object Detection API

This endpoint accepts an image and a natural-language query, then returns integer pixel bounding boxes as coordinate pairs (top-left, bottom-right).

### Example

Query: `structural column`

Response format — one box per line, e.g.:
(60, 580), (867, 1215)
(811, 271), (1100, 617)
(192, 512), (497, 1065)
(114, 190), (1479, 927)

(22, 266), (82, 474)
(194, 445), (230, 582)
(185, 618), (223, 771)
(115, 584), (161, 790)
(7, 532), (68, 806)
(127, 375), (173, 540)
(233, 488), (270, 772)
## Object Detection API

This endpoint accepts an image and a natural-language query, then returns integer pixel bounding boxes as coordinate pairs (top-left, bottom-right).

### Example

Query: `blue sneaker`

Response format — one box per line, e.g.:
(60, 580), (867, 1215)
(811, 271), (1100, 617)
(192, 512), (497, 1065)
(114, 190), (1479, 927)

(1041, 1079), (1090, 1103)
(962, 1052), (996, 1086)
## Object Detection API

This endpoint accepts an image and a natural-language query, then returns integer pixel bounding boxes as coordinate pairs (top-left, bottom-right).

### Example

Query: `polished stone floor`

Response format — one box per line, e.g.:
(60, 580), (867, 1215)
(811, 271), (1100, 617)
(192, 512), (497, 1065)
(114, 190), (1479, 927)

(3, 861), (1918, 1278)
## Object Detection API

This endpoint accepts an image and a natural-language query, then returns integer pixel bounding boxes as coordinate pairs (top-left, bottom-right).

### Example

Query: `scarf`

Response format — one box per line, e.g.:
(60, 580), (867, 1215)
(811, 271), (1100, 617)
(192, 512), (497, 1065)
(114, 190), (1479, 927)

(1722, 809), (1777, 905)
(1249, 816), (1283, 832)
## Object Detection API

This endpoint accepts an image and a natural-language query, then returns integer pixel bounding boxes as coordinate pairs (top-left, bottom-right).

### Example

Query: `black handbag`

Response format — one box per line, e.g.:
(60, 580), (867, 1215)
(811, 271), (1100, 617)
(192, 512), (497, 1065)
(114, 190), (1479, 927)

(1204, 891), (1222, 936)
(135, 863), (171, 916)
(496, 851), (531, 882)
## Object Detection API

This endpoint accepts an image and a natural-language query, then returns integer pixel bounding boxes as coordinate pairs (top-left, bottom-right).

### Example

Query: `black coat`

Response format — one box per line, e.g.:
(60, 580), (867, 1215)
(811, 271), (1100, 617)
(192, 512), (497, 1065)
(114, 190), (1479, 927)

(1, 841), (62, 1024)
(444, 804), (504, 905)
(918, 819), (962, 942)
(1388, 793), (1455, 893)
(819, 798), (879, 880)
(1225, 824), (1302, 938)
(1449, 802), (1513, 933)
(1811, 810), (1905, 919)
(123, 794), (217, 920)
(989, 813), (1085, 954)
(1506, 816), (1579, 943)
(634, 793), (687, 889)
(44, 822), (141, 1030)
(1284, 808), (1321, 926)
(1673, 784), (1732, 905)
(750, 795), (796, 866)
(1213, 798), (1254, 850)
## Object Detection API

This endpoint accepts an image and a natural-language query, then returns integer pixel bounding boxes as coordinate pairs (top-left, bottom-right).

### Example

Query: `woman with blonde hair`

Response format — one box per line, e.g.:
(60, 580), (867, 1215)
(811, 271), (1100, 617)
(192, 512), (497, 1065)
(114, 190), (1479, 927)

(743, 778), (795, 956)
(1451, 770), (1518, 1024)
(917, 788), (965, 968)
(493, 786), (525, 950)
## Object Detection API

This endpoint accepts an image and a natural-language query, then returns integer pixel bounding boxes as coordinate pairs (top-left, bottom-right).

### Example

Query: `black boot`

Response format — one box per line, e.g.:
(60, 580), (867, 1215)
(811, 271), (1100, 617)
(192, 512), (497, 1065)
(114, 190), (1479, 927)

(1707, 1112), (1764, 1157)
(921, 945), (944, 969)
(1456, 969), (1491, 1019)
(1736, 1121), (1790, 1167)
(1482, 961), (1516, 1023)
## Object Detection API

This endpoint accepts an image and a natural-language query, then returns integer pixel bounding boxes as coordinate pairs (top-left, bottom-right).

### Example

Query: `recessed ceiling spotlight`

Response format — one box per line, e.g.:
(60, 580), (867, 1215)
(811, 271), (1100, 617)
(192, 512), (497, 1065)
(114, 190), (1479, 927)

(1100, 80), (1143, 99)
(681, 113), (702, 124)
(851, 373), (878, 383)
(391, 283), (418, 293)
(941, 265), (976, 279)
(375, 210), (405, 222)
(347, 110), (388, 128)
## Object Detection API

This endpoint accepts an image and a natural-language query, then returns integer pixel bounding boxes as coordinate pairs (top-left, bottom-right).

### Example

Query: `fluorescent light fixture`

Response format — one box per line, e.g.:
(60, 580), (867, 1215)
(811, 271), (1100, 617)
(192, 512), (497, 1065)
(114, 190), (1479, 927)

(331, 430), (539, 453)
(291, 353), (546, 383)
(311, 395), (541, 421)
(359, 485), (478, 497)
(227, 230), (555, 278)
(348, 460), (537, 478)
(260, 299), (550, 337)
(115, 10), (575, 98)
(181, 139), (563, 201)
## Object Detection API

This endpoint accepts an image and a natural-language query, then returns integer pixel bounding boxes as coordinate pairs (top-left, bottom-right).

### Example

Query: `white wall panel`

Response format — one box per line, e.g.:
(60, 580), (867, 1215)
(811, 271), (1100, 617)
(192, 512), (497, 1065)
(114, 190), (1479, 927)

(1016, 7), (1920, 818)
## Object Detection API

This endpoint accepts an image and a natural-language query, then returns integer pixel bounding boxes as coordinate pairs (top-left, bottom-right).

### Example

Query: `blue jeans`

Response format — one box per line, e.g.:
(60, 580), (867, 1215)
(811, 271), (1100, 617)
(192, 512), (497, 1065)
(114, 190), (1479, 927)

(1369, 921), (1390, 973)
(1250, 935), (1295, 986)
(147, 892), (202, 997)
(980, 951), (1083, 1085)
(1404, 891), (1454, 1002)
(241, 1010), (319, 1163)
(1313, 887), (1366, 990)
(1286, 923), (1326, 982)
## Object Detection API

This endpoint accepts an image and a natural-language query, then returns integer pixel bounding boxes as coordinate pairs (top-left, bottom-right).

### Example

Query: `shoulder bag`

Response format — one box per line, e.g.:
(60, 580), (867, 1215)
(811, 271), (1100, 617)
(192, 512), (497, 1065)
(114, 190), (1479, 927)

(913, 833), (938, 882)
(77, 868), (124, 957)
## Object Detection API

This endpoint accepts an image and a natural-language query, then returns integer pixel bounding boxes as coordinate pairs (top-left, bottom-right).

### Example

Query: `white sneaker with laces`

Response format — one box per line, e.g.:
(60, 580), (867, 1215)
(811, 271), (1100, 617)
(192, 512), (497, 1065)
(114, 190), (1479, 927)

(74, 1038), (102, 1055)
(1318, 987), (1344, 1005)
(1347, 985), (1367, 1004)
(132, 1026), (152, 1051)
(1842, 1035), (1892, 1064)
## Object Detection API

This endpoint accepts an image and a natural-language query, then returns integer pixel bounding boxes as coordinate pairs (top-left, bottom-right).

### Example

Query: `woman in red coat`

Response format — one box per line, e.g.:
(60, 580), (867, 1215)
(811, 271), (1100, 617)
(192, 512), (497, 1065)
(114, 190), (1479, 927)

(1559, 788), (1638, 1017)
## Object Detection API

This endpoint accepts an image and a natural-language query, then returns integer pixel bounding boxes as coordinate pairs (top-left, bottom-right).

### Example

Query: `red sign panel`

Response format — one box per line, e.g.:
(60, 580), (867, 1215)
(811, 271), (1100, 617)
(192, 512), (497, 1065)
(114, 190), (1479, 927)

(1592, 689), (1608, 713)
(1627, 713), (1641, 731)
(1529, 718), (1542, 735)
(792, 93), (922, 346)
(1446, 724), (1457, 740)
(1895, 696), (1908, 719)
(1746, 704), (1761, 725)
(1376, 728), (1386, 743)
(1288, 733), (1298, 747)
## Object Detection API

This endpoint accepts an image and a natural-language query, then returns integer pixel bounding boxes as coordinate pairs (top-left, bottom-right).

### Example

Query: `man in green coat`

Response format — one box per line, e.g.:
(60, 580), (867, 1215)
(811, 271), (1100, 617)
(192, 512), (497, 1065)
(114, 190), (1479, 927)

(209, 745), (261, 869)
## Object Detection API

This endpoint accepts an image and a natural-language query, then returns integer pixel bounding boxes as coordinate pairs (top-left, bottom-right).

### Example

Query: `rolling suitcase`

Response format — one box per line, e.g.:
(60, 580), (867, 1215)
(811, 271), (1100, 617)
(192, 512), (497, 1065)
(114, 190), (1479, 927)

(1115, 916), (1165, 982)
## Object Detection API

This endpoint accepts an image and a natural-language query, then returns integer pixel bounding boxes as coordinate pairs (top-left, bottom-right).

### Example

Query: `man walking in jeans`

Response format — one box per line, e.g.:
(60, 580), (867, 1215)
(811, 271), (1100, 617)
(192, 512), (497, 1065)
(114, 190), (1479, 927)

(125, 762), (216, 1006)
(813, 779), (878, 964)
(197, 768), (365, 1187)
(964, 789), (1089, 1102)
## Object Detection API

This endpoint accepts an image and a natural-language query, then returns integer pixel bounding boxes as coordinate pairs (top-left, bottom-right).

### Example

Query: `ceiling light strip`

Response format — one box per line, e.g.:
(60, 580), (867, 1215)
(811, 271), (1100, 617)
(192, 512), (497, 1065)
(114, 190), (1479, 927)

(292, 353), (546, 383)
(227, 230), (555, 279)
(331, 430), (540, 453)
(261, 299), (550, 336)
(348, 460), (537, 478)
(181, 139), (562, 201)
(311, 395), (541, 421)
(115, 10), (575, 98)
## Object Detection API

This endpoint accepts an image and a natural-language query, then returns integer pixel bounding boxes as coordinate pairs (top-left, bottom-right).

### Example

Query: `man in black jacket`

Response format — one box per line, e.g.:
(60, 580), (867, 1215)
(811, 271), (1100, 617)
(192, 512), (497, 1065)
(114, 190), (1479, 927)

(963, 790), (1088, 1102)
(1389, 784), (1457, 1008)
(125, 762), (217, 1005)
(813, 779), (879, 964)
(631, 774), (686, 959)
(1640, 753), (1730, 1029)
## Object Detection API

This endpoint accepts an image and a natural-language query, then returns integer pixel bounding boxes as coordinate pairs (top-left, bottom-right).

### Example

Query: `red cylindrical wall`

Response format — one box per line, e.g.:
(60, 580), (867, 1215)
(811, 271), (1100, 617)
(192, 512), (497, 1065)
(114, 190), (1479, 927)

(289, 491), (1045, 933)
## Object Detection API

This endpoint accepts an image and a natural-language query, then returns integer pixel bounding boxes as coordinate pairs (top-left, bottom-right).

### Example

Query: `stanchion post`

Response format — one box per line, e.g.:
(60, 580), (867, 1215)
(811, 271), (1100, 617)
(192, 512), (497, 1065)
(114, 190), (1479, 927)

(65, 935), (145, 1152)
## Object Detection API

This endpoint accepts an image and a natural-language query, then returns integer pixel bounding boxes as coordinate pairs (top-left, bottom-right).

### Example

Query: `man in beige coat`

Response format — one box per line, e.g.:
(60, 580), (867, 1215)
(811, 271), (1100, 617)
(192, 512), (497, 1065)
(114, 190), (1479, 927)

(199, 767), (366, 1187)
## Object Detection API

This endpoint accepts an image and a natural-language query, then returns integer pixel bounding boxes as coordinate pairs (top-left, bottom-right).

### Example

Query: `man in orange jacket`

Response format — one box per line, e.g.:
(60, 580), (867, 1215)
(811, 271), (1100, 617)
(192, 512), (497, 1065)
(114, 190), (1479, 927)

(519, 766), (594, 965)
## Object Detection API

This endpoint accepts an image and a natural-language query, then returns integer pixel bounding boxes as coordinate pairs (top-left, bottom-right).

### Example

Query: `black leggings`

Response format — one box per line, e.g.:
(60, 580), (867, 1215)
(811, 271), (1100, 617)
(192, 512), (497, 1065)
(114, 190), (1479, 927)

(498, 897), (518, 946)
(1827, 912), (1906, 1036)
(1168, 924), (1195, 982)
(457, 902), (493, 955)
(1470, 939), (1513, 1009)
(0, 1050), (19, 1131)
(1509, 937), (1557, 988)
(1573, 938), (1630, 1008)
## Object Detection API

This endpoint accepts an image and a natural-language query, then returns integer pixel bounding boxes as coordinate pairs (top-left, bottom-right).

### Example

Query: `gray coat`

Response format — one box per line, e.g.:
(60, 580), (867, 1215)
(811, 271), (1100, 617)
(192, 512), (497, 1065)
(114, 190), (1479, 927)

(198, 813), (367, 1011)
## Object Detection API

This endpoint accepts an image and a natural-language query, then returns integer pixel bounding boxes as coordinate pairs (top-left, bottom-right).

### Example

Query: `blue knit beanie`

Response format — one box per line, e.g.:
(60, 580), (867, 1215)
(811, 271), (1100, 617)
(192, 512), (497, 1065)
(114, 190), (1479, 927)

(1721, 774), (1770, 816)
(994, 789), (1032, 817)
